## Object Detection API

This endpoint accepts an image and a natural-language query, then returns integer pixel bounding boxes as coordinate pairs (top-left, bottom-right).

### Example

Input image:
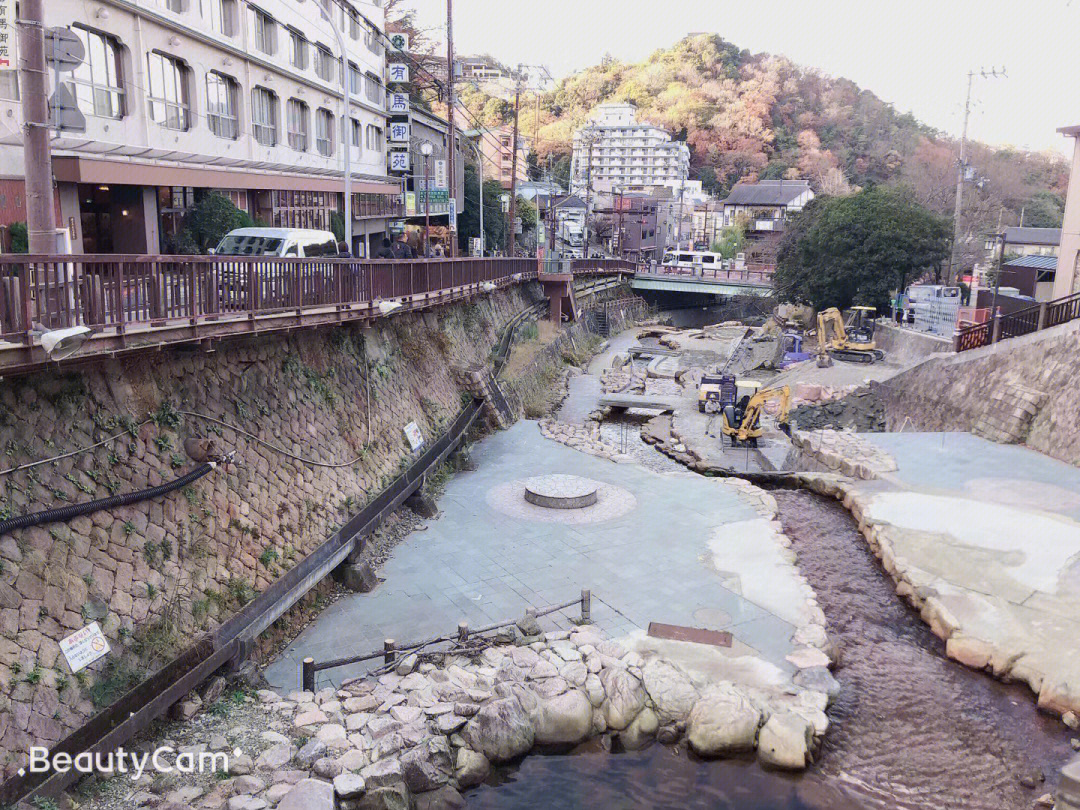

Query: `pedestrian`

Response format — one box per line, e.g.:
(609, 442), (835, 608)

(374, 237), (394, 259)
(391, 233), (416, 259)
(336, 241), (351, 258)
(432, 242), (445, 258)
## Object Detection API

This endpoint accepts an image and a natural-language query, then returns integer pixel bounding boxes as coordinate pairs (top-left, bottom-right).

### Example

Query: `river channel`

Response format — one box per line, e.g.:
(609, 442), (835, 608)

(464, 363), (1075, 810)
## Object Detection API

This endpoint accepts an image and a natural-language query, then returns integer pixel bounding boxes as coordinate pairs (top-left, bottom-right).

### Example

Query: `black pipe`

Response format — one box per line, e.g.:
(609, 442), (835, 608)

(0, 463), (216, 537)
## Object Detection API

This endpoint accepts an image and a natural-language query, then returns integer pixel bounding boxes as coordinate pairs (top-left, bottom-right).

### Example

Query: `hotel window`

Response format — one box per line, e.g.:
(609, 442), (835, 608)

(316, 108), (334, 157)
(203, 0), (237, 36)
(315, 45), (336, 83)
(164, 0), (188, 12)
(206, 71), (238, 139)
(348, 63), (361, 96)
(364, 72), (382, 105)
(287, 99), (309, 151)
(351, 118), (361, 148)
(365, 124), (382, 151)
(288, 29), (308, 70)
(146, 52), (189, 130)
(71, 26), (124, 119)
(348, 9), (361, 40)
(251, 7), (277, 56)
(363, 26), (381, 56)
(251, 86), (278, 146)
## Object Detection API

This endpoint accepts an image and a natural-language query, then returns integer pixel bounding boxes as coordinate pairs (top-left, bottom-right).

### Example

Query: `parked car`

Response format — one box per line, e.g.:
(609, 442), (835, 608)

(210, 228), (344, 308)
(211, 228), (340, 258)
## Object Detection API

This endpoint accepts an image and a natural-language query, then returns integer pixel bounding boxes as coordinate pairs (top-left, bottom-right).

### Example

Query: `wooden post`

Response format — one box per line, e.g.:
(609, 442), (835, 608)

(1037, 301), (1049, 332)
(302, 657), (315, 693)
(581, 589), (591, 623)
(458, 621), (469, 642)
(384, 639), (396, 666)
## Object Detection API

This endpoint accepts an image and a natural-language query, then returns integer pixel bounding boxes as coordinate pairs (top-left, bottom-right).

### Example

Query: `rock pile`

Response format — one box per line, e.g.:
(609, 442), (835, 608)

(789, 429), (897, 480)
(790, 386), (886, 433)
(601, 367), (646, 394)
(538, 419), (627, 461)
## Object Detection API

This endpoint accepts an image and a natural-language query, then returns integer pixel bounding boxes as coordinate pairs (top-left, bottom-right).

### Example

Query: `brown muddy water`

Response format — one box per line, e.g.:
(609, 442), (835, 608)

(466, 488), (1075, 809)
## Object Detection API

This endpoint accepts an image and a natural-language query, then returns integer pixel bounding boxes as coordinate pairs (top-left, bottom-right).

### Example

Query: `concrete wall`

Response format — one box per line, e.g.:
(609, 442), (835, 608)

(0, 284), (544, 770)
(876, 318), (1080, 462)
(873, 322), (953, 367)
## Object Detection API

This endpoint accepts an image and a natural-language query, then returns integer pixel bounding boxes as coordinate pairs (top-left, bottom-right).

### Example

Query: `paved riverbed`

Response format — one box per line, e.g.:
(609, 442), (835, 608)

(266, 421), (825, 692)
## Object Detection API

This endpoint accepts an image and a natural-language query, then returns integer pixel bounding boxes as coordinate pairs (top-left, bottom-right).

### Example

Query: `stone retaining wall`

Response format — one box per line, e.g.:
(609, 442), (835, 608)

(876, 319), (1080, 464)
(0, 285), (544, 772)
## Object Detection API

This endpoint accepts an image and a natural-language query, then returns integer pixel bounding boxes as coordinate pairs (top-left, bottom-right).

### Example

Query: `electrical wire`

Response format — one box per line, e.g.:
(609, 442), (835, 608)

(179, 411), (368, 468)
(0, 419), (154, 478)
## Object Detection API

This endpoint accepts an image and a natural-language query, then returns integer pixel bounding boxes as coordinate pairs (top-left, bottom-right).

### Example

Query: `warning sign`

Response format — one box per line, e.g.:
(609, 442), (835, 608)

(403, 422), (424, 452)
(59, 622), (111, 673)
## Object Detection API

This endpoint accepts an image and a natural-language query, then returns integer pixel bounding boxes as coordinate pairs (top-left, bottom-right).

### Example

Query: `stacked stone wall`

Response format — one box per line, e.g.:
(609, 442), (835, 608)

(876, 319), (1080, 463)
(0, 285), (543, 772)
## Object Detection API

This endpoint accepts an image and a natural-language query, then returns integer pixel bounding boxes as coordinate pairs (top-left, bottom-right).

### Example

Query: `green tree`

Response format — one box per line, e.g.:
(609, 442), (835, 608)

(710, 221), (745, 259)
(1022, 190), (1065, 229)
(177, 192), (256, 254)
(330, 211), (345, 243)
(8, 221), (28, 253)
(517, 197), (537, 231)
(457, 162), (508, 254)
(551, 155), (572, 190)
(775, 186), (950, 311)
(526, 151), (541, 181)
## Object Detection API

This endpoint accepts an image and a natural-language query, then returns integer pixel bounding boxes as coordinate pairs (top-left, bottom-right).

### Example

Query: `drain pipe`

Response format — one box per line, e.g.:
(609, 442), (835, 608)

(0, 463), (218, 536)
(1059, 757), (1080, 810)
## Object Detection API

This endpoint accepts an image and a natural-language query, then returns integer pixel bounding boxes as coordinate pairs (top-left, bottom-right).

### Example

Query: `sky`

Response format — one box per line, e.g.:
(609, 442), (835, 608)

(404, 0), (1080, 156)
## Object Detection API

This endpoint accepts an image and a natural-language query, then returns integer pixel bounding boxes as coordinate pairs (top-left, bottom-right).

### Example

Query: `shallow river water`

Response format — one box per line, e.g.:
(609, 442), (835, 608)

(466, 487), (1075, 809)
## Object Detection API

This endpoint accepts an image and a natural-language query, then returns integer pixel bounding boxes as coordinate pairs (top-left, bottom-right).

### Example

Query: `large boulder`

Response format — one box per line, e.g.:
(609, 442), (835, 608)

(686, 685), (762, 757)
(619, 706), (658, 750)
(278, 778), (335, 810)
(414, 785), (466, 810)
(599, 667), (646, 731)
(757, 711), (813, 770)
(533, 689), (593, 745)
(454, 747), (491, 789)
(641, 658), (699, 723)
(462, 697), (535, 762)
(357, 783), (412, 810)
(401, 737), (453, 793)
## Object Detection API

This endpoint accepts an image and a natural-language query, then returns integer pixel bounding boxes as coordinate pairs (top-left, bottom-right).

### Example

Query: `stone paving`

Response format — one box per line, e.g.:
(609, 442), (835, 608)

(795, 431), (1080, 720)
(266, 421), (826, 693)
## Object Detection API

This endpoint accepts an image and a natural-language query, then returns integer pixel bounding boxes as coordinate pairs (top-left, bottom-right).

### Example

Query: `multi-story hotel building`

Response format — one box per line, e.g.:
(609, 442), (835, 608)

(570, 102), (689, 196)
(0, 0), (402, 256)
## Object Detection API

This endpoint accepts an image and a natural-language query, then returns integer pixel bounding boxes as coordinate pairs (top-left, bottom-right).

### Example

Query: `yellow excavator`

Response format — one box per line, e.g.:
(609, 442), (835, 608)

(719, 382), (791, 448)
(816, 306), (885, 364)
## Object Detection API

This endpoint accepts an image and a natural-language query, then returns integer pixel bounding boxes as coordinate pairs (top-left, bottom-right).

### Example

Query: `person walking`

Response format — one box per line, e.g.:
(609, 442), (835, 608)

(374, 237), (395, 259)
(391, 233), (416, 259)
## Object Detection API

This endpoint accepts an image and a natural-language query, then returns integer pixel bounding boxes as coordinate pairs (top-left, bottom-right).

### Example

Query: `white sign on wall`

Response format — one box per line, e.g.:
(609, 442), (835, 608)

(0, 0), (14, 70)
(434, 159), (448, 191)
(388, 121), (410, 143)
(403, 422), (425, 451)
(388, 92), (410, 115)
(388, 63), (409, 84)
(59, 622), (111, 673)
(389, 151), (410, 172)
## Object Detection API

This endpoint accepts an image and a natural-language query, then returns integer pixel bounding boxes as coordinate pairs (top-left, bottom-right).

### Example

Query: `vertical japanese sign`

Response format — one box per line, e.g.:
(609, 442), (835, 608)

(388, 92), (409, 115)
(0, 0), (14, 71)
(388, 63), (409, 84)
(434, 159), (448, 192)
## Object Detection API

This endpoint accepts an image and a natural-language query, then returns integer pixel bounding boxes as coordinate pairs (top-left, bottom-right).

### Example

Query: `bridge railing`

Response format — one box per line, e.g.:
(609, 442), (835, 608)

(638, 264), (775, 284)
(0, 255), (578, 343)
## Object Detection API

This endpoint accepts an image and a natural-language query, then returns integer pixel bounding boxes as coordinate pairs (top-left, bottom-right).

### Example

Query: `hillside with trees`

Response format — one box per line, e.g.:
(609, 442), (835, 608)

(452, 33), (1068, 272)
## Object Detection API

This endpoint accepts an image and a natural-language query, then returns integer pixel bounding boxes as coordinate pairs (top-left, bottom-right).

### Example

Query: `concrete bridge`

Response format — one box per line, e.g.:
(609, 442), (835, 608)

(631, 267), (774, 299)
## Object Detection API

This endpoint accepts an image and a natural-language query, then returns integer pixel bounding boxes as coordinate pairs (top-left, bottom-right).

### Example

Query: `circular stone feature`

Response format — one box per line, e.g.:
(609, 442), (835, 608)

(523, 474), (599, 509)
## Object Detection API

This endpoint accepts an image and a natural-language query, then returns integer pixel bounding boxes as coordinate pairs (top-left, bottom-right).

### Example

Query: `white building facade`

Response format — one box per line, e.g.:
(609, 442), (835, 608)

(570, 103), (689, 196)
(0, 0), (401, 256)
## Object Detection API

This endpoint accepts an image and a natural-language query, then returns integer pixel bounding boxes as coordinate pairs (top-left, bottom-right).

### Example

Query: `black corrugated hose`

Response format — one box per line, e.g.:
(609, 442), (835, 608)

(0, 462), (217, 537)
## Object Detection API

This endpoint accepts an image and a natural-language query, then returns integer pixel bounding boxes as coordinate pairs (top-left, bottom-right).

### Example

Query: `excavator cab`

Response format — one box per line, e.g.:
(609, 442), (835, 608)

(816, 307), (885, 364)
(720, 383), (790, 448)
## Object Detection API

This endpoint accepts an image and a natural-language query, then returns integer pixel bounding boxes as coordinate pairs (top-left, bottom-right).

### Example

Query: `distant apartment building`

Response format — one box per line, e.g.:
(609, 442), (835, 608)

(466, 126), (530, 190)
(570, 103), (689, 196)
(1054, 124), (1080, 298)
(0, 0), (400, 256)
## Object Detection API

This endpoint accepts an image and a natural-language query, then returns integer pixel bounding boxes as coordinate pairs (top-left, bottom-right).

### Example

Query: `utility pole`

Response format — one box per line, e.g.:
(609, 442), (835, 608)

(18, 0), (56, 253)
(507, 70), (521, 256)
(445, 0), (457, 256)
(583, 128), (595, 257)
(948, 67), (1006, 284)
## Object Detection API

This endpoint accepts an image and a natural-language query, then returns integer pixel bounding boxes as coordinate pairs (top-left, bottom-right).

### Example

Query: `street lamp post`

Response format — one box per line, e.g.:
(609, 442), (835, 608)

(318, 4), (351, 253)
(420, 141), (434, 257)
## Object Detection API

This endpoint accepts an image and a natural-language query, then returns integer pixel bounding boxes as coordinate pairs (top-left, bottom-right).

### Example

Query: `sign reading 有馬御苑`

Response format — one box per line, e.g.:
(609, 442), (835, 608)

(0, 0), (14, 71)
(389, 92), (410, 115)
(389, 121), (410, 143)
(59, 622), (111, 673)
(388, 63), (409, 84)
(390, 151), (410, 172)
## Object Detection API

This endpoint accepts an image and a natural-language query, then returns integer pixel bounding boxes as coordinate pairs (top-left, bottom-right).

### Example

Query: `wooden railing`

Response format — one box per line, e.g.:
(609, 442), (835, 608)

(954, 291), (1080, 352)
(0, 255), (634, 345)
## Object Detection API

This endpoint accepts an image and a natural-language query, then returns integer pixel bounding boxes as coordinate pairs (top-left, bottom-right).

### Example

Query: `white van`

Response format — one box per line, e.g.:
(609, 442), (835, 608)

(213, 228), (341, 258)
(661, 250), (725, 273)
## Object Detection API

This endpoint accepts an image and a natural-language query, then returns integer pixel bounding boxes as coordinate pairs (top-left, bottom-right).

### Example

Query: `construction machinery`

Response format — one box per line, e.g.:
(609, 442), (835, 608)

(719, 382), (791, 447)
(697, 373), (736, 413)
(816, 306), (885, 364)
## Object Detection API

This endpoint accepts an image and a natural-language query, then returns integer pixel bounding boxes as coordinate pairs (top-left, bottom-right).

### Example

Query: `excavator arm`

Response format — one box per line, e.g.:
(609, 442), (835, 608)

(735, 385), (791, 442)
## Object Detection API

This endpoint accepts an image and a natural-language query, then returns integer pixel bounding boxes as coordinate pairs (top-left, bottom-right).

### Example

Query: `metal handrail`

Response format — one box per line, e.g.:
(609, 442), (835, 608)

(954, 290), (1080, 352)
